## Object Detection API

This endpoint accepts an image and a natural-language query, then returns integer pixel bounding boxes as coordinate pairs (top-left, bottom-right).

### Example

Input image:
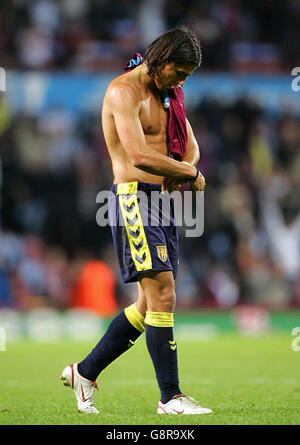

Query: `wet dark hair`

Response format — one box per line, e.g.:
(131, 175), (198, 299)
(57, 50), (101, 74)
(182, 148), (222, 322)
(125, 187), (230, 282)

(144, 26), (202, 76)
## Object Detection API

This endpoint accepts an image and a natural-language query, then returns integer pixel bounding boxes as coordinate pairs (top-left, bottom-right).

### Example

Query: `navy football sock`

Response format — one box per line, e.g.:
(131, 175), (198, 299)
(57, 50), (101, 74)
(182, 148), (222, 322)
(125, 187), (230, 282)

(145, 323), (181, 404)
(78, 310), (142, 382)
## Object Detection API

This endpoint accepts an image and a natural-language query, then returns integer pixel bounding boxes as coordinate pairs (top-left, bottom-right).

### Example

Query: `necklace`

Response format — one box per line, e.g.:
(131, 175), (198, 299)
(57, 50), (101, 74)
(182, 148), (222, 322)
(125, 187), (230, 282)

(162, 91), (170, 109)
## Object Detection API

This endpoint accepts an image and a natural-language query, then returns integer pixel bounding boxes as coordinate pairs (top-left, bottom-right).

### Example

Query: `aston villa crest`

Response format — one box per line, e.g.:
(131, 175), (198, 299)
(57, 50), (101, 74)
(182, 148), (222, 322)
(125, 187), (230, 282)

(156, 245), (168, 262)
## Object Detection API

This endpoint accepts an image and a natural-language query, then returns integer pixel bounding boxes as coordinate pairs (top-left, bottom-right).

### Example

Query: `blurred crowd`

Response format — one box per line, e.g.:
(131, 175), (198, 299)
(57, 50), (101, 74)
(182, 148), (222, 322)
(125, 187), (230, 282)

(1, 90), (300, 311)
(1, 0), (299, 72)
(0, 0), (300, 313)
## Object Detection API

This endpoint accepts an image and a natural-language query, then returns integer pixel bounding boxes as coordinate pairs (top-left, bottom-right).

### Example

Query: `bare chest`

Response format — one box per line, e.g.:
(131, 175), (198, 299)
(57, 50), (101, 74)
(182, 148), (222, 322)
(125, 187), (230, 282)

(139, 94), (168, 136)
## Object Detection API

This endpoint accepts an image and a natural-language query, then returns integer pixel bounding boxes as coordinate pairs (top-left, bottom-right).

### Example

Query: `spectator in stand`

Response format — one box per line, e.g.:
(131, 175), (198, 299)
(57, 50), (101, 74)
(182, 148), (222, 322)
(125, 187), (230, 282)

(69, 254), (117, 317)
(1, 1), (299, 70)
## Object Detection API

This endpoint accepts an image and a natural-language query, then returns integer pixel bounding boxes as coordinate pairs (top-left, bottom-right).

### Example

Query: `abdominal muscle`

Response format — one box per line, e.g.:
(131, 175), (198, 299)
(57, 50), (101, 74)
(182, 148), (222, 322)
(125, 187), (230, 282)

(111, 140), (168, 185)
(113, 163), (165, 185)
(104, 112), (169, 185)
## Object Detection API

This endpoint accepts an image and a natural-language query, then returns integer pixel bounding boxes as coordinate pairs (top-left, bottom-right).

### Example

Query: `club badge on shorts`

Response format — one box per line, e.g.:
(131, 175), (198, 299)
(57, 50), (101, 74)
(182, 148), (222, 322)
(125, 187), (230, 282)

(156, 245), (168, 262)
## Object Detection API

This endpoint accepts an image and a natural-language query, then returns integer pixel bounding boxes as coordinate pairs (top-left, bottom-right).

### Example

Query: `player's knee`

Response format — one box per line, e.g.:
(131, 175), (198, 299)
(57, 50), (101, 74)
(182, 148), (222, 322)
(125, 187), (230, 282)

(154, 283), (176, 313)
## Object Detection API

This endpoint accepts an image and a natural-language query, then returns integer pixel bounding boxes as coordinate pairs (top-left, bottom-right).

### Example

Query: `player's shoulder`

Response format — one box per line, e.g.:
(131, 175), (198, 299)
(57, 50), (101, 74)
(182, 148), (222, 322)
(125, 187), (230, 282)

(105, 73), (140, 106)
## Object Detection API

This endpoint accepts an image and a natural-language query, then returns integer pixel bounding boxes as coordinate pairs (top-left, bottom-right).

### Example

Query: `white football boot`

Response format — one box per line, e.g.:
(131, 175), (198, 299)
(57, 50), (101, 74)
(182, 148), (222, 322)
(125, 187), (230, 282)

(60, 363), (99, 414)
(158, 394), (212, 415)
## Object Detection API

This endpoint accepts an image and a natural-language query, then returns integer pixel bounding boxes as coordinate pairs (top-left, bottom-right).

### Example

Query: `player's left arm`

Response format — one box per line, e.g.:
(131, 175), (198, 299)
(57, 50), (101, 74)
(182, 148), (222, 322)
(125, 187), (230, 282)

(181, 118), (200, 166)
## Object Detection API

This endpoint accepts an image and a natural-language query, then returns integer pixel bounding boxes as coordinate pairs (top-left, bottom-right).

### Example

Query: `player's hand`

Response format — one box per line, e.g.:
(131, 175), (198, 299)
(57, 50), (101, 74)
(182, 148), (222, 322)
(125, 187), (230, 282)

(189, 169), (206, 192)
(181, 161), (206, 192)
(162, 176), (185, 193)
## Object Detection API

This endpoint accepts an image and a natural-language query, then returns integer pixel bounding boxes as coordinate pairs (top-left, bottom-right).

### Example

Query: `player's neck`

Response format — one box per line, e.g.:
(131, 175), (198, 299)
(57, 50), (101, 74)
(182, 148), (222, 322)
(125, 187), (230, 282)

(138, 63), (160, 96)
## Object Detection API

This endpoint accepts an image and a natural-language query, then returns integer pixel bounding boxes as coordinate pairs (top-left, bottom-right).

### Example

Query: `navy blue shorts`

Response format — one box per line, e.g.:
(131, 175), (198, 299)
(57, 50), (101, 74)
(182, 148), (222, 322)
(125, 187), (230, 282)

(108, 181), (179, 283)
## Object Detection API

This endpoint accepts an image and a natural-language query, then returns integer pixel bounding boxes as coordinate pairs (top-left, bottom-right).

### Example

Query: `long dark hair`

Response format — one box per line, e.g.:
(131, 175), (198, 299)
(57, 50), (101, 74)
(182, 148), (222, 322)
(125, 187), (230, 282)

(144, 26), (202, 76)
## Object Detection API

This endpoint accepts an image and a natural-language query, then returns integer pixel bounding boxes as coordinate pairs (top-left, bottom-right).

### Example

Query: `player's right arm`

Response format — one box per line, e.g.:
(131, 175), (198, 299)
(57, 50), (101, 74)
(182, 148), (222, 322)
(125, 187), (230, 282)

(105, 83), (198, 180)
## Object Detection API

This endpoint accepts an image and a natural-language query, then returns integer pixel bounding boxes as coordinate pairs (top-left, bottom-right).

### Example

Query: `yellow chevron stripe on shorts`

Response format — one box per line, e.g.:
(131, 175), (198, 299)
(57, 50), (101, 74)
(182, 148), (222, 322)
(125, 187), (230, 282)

(117, 182), (152, 272)
(124, 303), (146, 333)
(145, 311), (174, 327)
(117, 182), (138, 195)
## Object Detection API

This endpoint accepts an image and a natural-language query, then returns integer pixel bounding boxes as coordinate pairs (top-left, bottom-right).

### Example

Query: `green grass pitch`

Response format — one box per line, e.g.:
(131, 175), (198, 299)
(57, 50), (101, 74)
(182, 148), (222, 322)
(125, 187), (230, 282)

(0, 333), (300, 425)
